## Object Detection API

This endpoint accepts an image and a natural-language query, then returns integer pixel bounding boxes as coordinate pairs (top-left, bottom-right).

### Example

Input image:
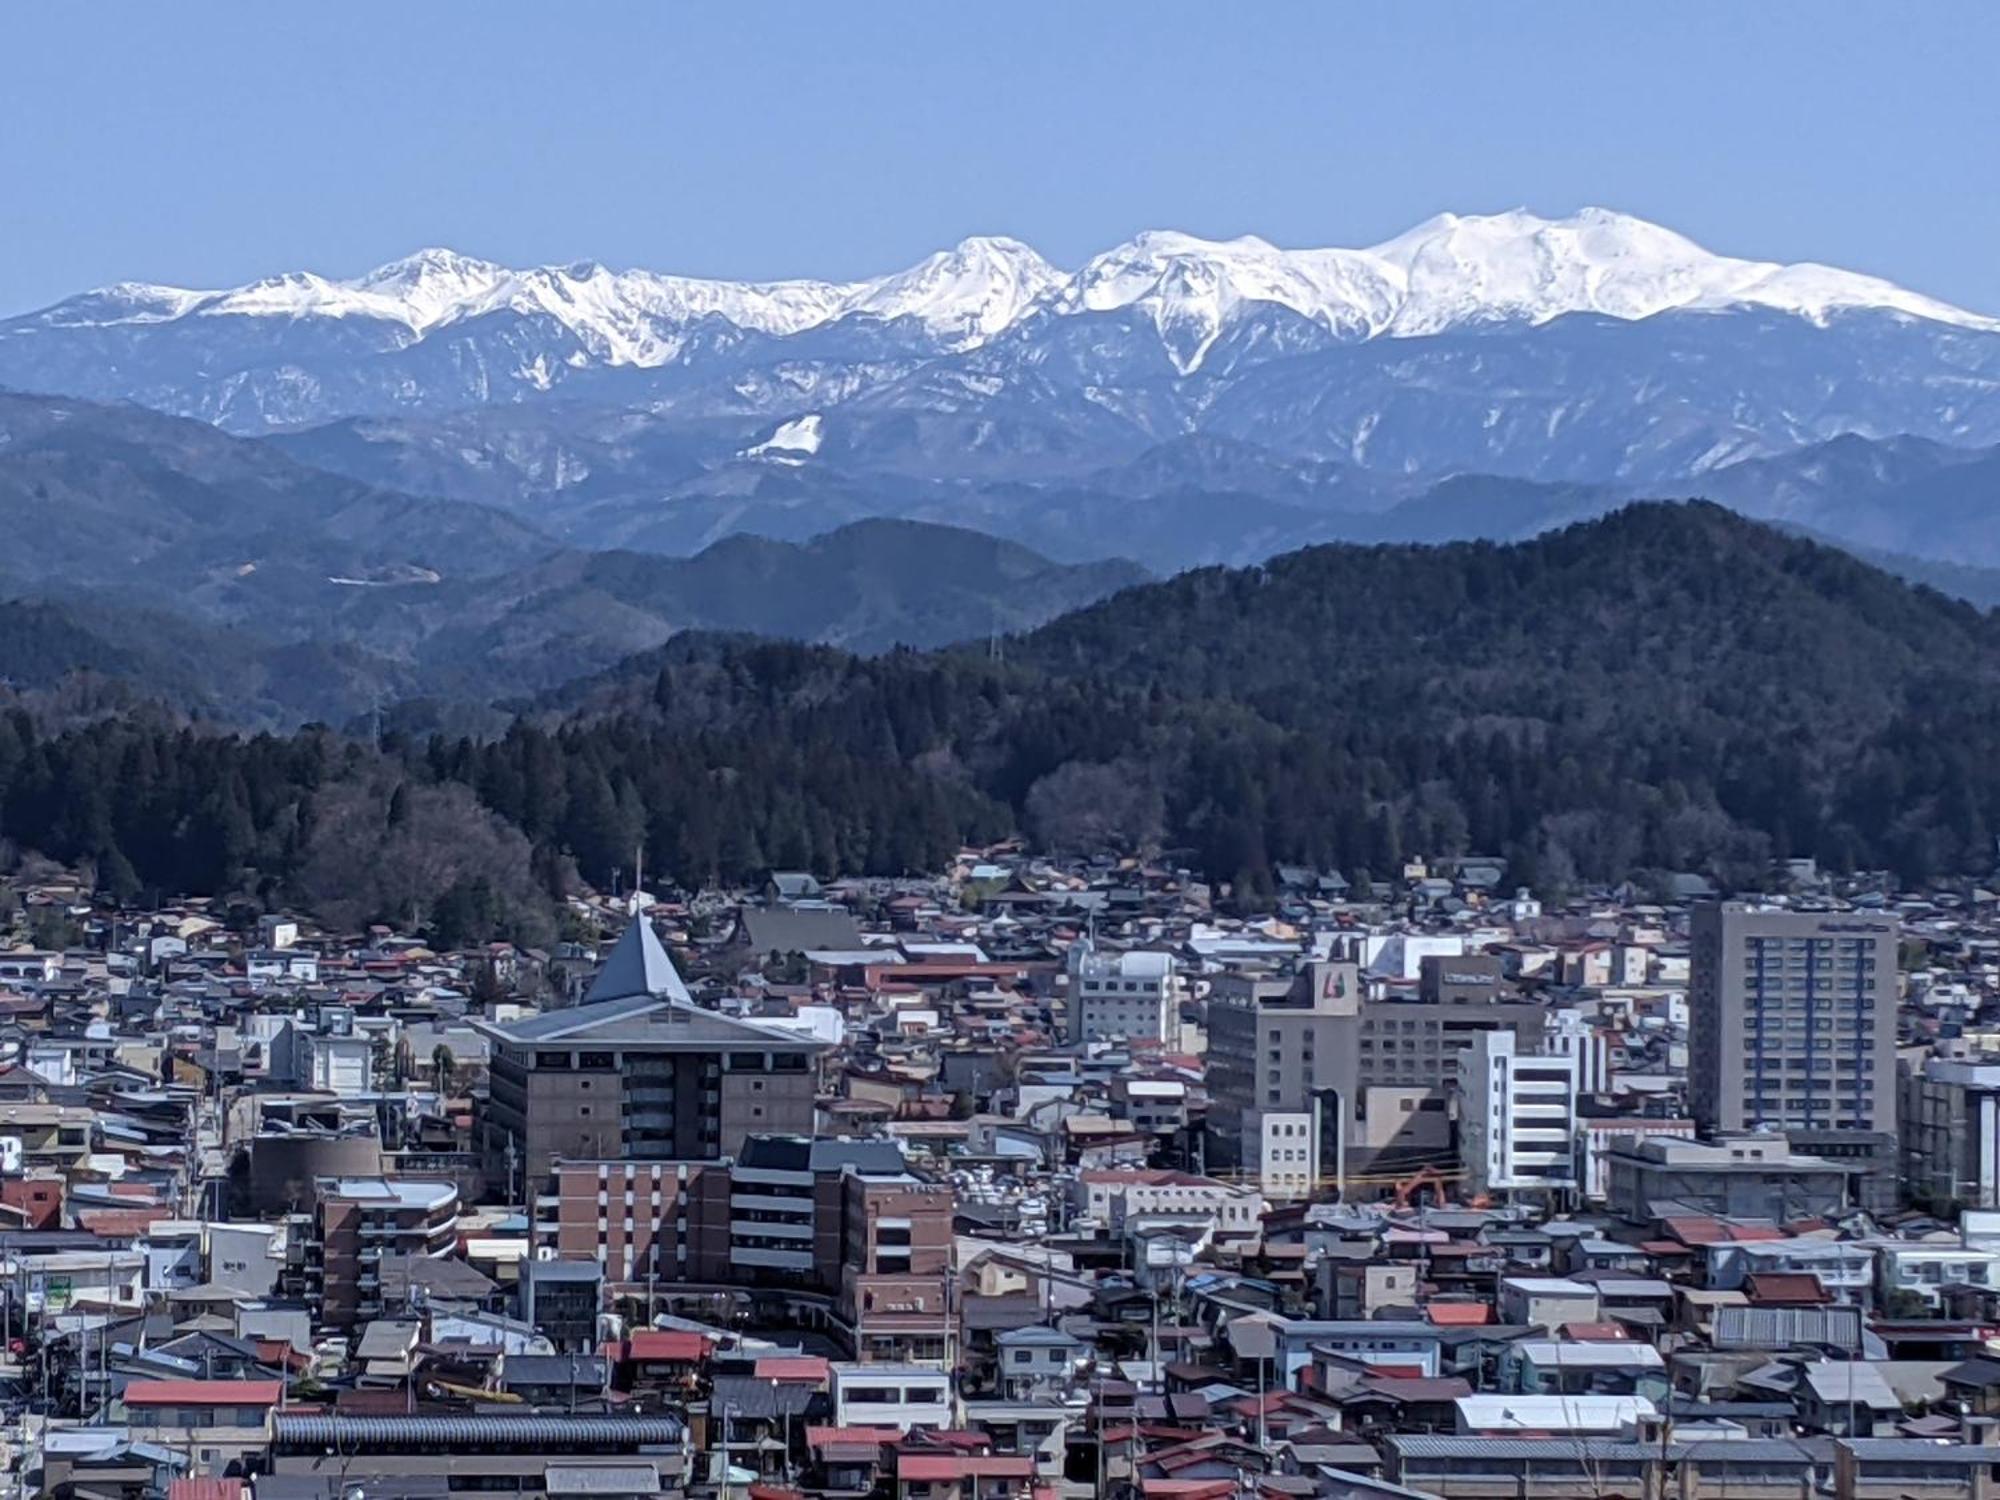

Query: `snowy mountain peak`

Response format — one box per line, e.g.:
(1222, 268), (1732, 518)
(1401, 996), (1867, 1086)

(1361, 205), (1998, 337)
(1061, 230), (1396, 372)
(20, 210), (1996, 381)
(1057, 208), (1999, 368)
(358, 246), (505, 282)
(351, 248), (512, 329)
(846, 236), (1064, 349)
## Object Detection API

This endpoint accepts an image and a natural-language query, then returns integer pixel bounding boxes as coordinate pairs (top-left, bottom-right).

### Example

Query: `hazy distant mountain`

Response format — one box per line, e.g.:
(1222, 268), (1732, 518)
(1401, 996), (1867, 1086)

(0, 392), (556, 608)
(0, 395), (1145, 722)
(391, 519), (1150, 696)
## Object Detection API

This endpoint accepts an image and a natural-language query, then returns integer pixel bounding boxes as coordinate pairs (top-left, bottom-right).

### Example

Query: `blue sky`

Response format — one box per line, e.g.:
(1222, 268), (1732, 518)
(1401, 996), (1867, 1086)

(4, 3), (1995, 315)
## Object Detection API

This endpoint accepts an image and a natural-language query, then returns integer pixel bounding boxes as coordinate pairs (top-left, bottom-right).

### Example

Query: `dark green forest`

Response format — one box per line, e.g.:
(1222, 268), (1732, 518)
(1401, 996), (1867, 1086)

(3, 503), (1997, 942)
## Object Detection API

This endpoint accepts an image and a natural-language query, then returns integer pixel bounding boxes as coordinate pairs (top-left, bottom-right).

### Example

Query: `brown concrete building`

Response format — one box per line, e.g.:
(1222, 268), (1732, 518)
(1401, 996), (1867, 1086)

(1206, 959), (1548, 1191)
(532, 1134), (954, 1362)
(477, 919), (827, 1189)
(313, 1176), (459, 1329)
(541, 1158), (733, 1285)
(839, 1172), (955, 1364)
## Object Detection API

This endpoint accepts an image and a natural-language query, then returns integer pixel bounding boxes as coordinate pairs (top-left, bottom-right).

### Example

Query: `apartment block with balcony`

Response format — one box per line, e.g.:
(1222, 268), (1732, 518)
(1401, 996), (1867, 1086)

(1691, 902), (1900, 1214)
(536, 1158), (733, 1285)
(312, 1176), (459, 1330)
(1461, 1029), (1579, 1198)
(529, 1133), (953, 1361)
(838, 1173), (955, 1366)
(832, 1362), (953, 1432)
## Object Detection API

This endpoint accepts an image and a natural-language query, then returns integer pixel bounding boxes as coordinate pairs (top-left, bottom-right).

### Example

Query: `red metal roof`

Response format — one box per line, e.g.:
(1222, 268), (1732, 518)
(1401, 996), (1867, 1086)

(755, 1355), (829, 1383)
(125, 1378), (282, 1406)
(807, 1425), (898, 1448)
(1744, 1272), (1832, 1305)
(75, 1207), (172, 1236)
(169, 1482), (245, 1500)
(1666, 1217), (1788, 1247)
(606, 1329), (712, 1362)
(898, 1454), (1038, 1481)
(1425, 1301), (1492, 1326)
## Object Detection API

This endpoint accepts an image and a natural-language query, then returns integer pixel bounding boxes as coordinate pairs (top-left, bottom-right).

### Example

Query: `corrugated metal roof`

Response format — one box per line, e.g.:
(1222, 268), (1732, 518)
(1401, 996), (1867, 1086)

(167, 1480), (245, 1500)
(500, 1355), (608, 1386)
(1388, 1437), (1818, 1461)
(1713, 1304), (1863, 1352)
(1390, 1437), (1660, 1460)
(543, 1464), (663, 1494)
(1802, 1361), (1900, 1409)
(1842, 1439), (2000, 1462)
(1511, 1341), (1664, 1369)
(271, 1413), (685, 1449)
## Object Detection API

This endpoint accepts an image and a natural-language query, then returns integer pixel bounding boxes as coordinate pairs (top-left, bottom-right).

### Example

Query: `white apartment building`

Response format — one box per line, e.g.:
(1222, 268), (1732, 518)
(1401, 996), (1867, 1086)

(831, 1361), (953, 1431)
(1461, 1030), (1577, 1196)
(1877, 1242), (2000, 1309)
(308, 1031), (372, 1094)
(1066, 942), (1177, 1045)
(1072, 1168), (1265, 1237)
(1545, 1009), (1611, 1095)
(1253, 1110), (1319, 1202)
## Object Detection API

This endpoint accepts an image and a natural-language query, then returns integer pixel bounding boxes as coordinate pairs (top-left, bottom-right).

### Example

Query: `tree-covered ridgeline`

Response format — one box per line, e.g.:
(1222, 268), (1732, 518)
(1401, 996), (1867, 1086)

(2, 504), (1997, 938)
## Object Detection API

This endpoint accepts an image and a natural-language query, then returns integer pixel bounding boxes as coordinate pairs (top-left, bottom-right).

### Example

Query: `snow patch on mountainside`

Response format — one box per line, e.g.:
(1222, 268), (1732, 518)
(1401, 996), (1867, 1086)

(743, 412), (825, 463)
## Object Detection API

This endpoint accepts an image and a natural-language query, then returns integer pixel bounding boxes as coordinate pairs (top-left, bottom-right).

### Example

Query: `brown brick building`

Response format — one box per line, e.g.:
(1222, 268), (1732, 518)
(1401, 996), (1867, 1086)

(313, 1176), (460, 1329)
(477, 920), (827, 1191)
(533, 1134), (954, 1363)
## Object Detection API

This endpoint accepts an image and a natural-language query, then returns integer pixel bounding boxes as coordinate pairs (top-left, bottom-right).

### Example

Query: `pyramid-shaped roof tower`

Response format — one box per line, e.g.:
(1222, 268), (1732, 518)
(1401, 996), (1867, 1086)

(583, 916), (693, 1006)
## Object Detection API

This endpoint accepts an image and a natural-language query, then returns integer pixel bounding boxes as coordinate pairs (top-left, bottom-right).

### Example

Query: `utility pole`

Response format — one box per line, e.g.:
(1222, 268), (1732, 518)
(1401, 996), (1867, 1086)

(1149, 1274), (1161, 1393)
(1256, 1354), (1268, 1450)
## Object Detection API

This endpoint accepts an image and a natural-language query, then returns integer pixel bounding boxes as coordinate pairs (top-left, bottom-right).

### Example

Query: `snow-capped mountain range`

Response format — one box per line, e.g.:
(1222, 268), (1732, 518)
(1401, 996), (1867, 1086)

(28, 208), (1995, 370)
(5, 206), (2000, 517)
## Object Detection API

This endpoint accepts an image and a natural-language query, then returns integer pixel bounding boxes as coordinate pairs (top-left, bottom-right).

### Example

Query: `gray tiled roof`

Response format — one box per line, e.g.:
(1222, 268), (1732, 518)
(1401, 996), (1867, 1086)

(481, 994), (821, 1051)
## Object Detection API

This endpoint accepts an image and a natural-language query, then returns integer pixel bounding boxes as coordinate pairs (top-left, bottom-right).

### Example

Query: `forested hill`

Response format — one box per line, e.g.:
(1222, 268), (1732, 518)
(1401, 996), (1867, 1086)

(531, 502), (2000, 896)
(4, 502), (1999, 941)
(1013, 499), (2000, 732)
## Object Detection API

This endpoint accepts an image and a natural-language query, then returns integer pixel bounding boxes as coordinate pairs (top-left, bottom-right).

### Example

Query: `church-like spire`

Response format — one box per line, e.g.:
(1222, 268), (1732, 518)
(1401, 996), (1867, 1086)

(583, 917), (691, 1006)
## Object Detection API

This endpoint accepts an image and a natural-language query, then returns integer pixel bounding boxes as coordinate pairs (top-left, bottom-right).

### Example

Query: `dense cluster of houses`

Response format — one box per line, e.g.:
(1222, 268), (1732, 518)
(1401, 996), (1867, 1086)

(3, 849), (2000, 1499)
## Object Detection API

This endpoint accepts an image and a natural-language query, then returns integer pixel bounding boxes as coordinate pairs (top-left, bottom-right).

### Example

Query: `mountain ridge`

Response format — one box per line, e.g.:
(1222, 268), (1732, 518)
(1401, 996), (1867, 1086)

(33, 208), (1993, 362)
(9, 502), (2000, 938)
(9, 207), (1996, 441)
(505, 501), (2000, 897)
(0, 393), (1149, 723)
